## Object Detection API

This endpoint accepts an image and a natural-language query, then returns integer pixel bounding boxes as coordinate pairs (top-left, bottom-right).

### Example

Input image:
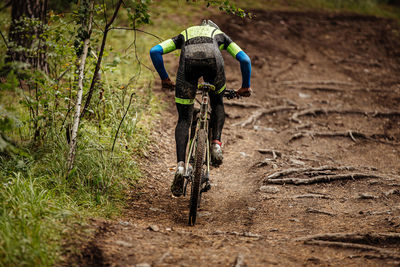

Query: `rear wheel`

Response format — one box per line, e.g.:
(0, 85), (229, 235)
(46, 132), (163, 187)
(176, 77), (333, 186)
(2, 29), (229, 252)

(188, 129), (206, 226)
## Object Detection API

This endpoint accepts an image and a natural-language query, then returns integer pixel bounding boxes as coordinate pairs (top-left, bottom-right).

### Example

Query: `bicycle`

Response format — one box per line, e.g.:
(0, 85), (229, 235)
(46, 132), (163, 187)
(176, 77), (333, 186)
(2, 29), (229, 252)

(182, 82), (238, 226)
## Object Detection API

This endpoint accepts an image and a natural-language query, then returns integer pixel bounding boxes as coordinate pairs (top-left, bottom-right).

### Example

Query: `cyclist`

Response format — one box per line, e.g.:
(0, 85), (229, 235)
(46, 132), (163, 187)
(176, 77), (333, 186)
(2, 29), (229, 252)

(150, 19), (252, 197)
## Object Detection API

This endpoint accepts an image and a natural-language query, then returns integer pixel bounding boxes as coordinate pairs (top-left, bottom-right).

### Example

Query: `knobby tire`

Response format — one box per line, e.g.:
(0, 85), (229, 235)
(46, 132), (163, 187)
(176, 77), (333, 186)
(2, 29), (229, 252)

(189, 129), (206, 226)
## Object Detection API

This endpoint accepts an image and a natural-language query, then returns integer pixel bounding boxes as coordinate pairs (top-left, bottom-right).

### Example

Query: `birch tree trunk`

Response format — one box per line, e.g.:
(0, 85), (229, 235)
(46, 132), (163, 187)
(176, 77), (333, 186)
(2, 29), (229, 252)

(67, 0), (94, 171)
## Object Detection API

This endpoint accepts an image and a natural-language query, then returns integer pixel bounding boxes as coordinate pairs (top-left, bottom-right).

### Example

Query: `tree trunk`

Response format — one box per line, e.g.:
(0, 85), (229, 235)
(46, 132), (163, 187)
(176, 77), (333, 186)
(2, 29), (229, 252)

(81, 0), (123, 117)
(6, 0), (48, 73)
(67, 0), (94, 172)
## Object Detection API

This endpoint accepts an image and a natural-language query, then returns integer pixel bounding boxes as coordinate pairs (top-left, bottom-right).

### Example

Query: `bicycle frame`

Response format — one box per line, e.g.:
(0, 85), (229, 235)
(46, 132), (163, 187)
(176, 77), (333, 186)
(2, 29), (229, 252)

(183, 84), (213, 195)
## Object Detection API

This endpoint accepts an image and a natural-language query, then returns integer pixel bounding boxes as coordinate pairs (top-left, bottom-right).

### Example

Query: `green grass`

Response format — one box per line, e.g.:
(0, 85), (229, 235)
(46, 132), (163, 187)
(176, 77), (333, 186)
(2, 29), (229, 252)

(0, 121), (153, 266)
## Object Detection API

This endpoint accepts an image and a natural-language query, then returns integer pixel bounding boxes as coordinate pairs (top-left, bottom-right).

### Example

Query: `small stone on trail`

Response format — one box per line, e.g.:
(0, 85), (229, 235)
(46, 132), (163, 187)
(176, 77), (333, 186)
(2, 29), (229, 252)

(248, 207), (256, 211)
(148, 225), (160, 232)
(135, 263), (151, 267)
(165, 227), (172, 231)
(240, 152), (248, 158)
(119, 221), (131, 226)
(298, 92), (310, 98)
(269, 228), (278, 232)
(214, 230), (225, 235)
(259, 185), (280, 194)
(115, 240), (133, 247)
(289, 218), (300, 222)
(198, 211), (211, 217)
(253, 125), (275, 131)
(149, 207), (166, 213)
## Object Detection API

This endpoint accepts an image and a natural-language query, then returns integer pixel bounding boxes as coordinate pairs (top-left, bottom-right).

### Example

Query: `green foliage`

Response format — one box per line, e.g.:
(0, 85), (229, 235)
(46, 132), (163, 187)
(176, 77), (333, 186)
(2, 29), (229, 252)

(204, 0), (251, 18)
(126, 0), (152, 27)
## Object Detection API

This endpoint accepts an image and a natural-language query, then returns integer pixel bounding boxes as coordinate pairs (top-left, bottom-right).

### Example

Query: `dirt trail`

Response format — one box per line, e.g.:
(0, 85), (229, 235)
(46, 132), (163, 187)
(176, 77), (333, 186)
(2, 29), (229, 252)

(75, 10), (400, 266)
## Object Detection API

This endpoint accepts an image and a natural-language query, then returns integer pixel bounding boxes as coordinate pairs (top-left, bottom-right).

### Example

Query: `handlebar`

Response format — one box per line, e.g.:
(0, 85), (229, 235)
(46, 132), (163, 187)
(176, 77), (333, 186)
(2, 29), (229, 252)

(197, 83), (241, 99)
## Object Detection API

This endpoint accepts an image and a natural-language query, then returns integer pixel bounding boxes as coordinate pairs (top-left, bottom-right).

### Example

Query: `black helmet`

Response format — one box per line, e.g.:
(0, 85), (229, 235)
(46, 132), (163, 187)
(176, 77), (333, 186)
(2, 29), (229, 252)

(201, 19), (219, 29)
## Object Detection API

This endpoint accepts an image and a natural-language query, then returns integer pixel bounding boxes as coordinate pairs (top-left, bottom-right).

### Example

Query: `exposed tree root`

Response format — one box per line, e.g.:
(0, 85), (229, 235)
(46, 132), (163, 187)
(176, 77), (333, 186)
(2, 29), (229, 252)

(294, 194), (332, 199)
(233, 106), (296, 127)
(265, 173), (389, 185)
(224, 101), (262, 108)
(266, 166), (361, 179)
(298, 233), (400, 258)
(288, 86), (393, 93)
(300, 235), (400, 260)
(306, 208), (334, 216)
(213, 230), (262, 238)
(384, 189), (400, 196)
(257, 149), (282, 159)
(291, 107), (400, 123)
(364, 253), (400, 261)
(357, 193), (377, 199)
(296, 232), (400, 244)
(304, 240), (396, 255)
(291, 108), (366, 123)
(281, 80), (355, 86)
(288, 130), (400, 146)
(373, 111), (400, 118)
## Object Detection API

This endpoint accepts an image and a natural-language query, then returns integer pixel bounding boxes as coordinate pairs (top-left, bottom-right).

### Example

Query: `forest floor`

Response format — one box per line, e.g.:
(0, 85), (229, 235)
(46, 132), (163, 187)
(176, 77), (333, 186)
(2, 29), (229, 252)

(70, 10), (400, 266)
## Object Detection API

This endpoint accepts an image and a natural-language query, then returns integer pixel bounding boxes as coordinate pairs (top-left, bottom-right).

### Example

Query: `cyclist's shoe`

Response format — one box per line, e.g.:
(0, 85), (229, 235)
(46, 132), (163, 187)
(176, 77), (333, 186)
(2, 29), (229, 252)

(171, 161), (185, 197)
(211, 140), (223, 166)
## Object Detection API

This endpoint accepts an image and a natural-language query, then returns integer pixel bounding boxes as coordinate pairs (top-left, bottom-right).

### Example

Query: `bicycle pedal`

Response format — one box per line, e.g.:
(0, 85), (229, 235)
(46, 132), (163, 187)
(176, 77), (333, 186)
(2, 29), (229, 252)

(201, 173), (209, 184)
(200, 181), (211, 193)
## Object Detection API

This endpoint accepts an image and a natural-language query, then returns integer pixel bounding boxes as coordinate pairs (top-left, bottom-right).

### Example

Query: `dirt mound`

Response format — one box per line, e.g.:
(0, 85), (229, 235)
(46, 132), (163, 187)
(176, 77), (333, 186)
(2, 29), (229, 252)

(73, 10), (400, 266)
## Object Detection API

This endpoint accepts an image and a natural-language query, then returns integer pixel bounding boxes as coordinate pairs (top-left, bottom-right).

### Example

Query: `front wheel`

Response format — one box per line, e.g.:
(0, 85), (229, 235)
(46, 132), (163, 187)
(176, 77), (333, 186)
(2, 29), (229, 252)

(188, 129), (206, 226)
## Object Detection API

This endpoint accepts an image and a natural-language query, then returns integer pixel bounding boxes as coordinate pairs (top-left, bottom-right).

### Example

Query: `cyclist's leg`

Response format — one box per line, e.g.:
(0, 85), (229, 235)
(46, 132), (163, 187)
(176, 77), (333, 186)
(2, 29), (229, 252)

(175, 103), (193, 162)
(175, 58), (199, 163)
(205, 58), (226, 142)
(204, 58), (225, 166)
(209, 93), (225, 141)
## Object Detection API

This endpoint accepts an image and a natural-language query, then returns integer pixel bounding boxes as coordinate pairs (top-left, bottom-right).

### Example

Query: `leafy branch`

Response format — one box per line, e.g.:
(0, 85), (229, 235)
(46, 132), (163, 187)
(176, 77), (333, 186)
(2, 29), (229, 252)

(188, 0), (251, 18)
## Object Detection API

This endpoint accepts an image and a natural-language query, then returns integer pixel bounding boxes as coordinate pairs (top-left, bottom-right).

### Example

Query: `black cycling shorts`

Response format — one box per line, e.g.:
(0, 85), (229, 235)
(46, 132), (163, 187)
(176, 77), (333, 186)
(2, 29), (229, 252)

(175, 43), (226, 105)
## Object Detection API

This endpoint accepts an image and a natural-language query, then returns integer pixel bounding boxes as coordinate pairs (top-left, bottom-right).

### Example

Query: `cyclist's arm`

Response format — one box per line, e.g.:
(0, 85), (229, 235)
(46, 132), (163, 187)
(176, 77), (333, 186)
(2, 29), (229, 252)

(150, 34), (183, 80)
(216, 33), (252, 88)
